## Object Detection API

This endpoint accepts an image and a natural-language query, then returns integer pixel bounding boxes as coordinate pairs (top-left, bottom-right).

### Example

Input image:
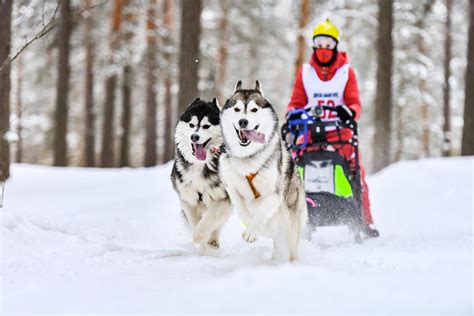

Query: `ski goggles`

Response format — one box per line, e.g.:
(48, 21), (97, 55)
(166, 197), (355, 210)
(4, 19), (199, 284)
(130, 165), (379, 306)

(313, 36), (337, 49)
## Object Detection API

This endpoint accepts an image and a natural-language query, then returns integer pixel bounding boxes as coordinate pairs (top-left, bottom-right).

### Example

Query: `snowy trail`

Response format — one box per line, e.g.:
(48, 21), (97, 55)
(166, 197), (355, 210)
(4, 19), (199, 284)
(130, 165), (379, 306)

(1, 158), (472, 314)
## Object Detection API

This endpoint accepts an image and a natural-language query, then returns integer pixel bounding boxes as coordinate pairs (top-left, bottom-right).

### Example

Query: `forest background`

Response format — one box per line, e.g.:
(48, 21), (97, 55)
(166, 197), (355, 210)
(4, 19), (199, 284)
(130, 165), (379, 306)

(0, 0), (473, 183)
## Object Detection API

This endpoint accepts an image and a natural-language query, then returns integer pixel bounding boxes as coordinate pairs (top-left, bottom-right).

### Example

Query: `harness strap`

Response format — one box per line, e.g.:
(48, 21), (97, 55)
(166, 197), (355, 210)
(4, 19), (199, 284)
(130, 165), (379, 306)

(245, 172), (261, 199)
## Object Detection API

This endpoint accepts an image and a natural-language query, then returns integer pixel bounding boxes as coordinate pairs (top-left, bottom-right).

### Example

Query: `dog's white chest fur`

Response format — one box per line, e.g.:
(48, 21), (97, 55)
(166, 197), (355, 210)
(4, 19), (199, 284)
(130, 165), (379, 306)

(177, 163), (226, 207)
(219, 137), (283, 224)
(220, 157), (278, 201)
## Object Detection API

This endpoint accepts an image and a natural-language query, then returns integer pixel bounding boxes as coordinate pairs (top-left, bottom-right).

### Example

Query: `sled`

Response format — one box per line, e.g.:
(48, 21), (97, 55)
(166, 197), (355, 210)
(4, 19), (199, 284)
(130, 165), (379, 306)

(282, 105), (365, 243)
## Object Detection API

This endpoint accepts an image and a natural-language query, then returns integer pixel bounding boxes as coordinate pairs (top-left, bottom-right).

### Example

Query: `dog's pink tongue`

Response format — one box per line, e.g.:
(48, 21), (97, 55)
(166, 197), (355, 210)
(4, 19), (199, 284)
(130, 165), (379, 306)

(242, 129), (266, 143)
(195, 143), (207, 161)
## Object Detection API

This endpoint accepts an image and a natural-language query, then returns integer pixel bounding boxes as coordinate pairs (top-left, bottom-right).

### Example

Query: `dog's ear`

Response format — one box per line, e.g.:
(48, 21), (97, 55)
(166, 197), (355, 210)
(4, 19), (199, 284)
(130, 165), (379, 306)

(187, 97), (200, 108)
(212, 97), (222, 110)
(233, 80), (242, 94)
(255, 80), (264, 97)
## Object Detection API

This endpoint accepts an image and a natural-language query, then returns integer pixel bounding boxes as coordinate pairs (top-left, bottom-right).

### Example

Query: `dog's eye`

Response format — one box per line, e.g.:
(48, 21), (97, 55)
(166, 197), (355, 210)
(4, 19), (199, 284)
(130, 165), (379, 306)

(251, 108), (258, 113)
(189, 123), (195, 128)
(202, 125), (210, 129)
(234, 107), (241, 112)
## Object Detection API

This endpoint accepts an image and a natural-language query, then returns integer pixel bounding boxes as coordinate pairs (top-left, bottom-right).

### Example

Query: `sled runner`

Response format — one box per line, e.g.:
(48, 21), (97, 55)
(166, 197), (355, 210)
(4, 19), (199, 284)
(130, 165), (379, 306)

(282, 105), (365, 243)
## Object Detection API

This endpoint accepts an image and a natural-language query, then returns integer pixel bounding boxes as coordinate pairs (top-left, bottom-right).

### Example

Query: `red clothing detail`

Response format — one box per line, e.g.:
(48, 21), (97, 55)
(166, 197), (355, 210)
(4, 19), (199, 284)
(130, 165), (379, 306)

(287, 52), (362, 120)
(288, 51), (373, 225)
(333, 144), (373, 225)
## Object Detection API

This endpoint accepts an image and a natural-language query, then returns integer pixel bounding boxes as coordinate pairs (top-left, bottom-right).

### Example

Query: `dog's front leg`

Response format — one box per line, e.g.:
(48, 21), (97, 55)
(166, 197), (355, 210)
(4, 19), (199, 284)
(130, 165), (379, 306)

(225, 187), (258, 242)
(242, 193), (281, 243)
(192, 200), (231, 248)
(226, 187), (252, 225)
(180, 199), (199, 228)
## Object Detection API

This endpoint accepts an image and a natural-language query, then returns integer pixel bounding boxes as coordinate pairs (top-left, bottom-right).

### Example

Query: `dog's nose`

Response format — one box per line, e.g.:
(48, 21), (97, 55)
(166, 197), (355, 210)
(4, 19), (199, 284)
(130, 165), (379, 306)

(238, 119), (248, 129)
(190, 134), (200, 142)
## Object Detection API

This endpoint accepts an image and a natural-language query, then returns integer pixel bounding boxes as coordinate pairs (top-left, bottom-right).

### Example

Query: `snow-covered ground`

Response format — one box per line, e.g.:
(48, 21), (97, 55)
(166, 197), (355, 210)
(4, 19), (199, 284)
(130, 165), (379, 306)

(1, 157), (472, 315)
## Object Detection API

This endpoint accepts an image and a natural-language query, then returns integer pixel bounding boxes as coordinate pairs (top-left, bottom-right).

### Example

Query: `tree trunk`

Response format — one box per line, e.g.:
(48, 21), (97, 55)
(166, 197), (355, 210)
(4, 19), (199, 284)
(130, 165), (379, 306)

(53, 0), (72, 166)
(177, 0), (202, 116)
(120, 65), (132, 167)
(294, 0), (310, 76)
(216, 0), (229, 103)
(16, 56), (23, 163)
(144, 0), (158, 167)
(373, 0), (393, 172)
(83, 0), (95, 167)
(101, 75), (117, 167)
(119, 9), (134, 167)
(101, 0), (123, 167)
(442, 0), (453, 157)
(395, 34), (411, 162)
(417, 0), (434, 157)
(462, 0), (474, 155)
(162, 0), (174, 163)
(0, 0), (12, 182)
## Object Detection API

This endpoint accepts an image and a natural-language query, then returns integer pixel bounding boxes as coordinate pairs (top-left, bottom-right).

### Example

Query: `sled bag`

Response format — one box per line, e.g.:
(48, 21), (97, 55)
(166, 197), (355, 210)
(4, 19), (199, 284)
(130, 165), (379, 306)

(297, 152), (353, 198)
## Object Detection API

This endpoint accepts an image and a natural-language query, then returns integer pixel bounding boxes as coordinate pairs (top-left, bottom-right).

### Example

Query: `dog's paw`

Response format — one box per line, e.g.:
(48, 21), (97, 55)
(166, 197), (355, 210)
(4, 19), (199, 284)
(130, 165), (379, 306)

(207, 239), (220, 249)
(211, 146), (221, 154)
(242, 229), (258, 243)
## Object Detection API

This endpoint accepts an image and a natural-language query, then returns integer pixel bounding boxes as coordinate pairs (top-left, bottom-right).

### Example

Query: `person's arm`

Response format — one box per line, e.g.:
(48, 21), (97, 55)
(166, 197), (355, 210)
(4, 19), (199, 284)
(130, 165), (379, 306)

(287, 66), (308, 114)
(343, 66), (362, 120)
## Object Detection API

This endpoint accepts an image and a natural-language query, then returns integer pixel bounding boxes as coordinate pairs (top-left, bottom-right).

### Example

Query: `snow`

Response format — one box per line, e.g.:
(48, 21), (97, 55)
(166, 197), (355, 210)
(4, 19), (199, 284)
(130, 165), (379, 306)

(1, 157), (472, 314)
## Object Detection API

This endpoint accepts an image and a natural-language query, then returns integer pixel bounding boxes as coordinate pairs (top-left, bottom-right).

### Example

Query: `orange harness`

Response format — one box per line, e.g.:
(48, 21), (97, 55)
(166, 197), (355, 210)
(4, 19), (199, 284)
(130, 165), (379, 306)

(245, 171), (261, 199)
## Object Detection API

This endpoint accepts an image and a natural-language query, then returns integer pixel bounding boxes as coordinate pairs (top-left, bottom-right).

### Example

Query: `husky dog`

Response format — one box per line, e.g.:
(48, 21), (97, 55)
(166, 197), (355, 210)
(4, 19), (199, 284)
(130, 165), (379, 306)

(219, 81), (308, 261)
(171, 98), (232, 250)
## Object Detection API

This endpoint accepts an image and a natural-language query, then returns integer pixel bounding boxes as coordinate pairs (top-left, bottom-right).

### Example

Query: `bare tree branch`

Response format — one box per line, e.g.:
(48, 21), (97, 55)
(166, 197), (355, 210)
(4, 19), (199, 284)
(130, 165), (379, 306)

(0, 4), (60, 74)
(0, 1), (107, 74)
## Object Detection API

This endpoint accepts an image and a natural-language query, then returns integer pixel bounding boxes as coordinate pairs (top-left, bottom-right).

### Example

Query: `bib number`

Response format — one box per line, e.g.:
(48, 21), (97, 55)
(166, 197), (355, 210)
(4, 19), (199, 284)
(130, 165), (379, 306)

(316, 99), (338, 120)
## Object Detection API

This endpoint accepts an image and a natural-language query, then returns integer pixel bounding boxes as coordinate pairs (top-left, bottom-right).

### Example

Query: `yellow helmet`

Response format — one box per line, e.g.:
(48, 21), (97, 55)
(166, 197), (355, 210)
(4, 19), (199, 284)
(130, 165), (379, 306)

(312, 19), (340, 41)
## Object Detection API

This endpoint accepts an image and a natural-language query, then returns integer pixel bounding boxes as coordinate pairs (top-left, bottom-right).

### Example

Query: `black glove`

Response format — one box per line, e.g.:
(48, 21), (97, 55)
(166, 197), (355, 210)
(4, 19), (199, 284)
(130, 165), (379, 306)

(286, 110), (302, 122)
(335, 105), (354, 123)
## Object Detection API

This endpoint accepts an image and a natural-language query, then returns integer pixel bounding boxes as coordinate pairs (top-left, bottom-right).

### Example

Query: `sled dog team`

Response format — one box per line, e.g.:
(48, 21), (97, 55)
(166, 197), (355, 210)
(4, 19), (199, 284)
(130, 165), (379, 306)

(171, 80), (308, 262)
